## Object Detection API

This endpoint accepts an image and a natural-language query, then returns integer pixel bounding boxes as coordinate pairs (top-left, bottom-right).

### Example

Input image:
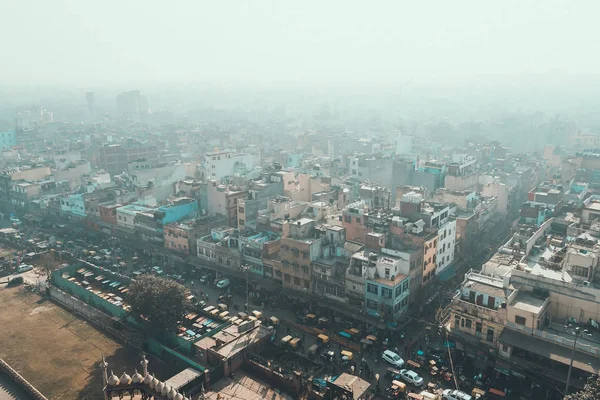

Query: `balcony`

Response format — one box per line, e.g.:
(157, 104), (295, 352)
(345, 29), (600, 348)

(451, 296), (505, 323)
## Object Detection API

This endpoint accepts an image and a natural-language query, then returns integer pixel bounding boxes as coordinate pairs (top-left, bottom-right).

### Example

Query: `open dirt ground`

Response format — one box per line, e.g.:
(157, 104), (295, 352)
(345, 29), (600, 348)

(0, 282), (174, 399)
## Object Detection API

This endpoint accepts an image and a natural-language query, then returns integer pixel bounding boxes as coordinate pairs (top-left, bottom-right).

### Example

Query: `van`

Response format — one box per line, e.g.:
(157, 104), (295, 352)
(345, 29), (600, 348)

(216, 278), (230, 289)
(17, 264), (33, 273)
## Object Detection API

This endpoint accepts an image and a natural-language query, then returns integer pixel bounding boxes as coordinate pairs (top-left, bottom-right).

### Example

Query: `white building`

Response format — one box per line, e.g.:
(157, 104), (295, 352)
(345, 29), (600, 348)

(436, 218), (457, 275)
(395, 133), (414, 155)
(204, 150), (256, 180)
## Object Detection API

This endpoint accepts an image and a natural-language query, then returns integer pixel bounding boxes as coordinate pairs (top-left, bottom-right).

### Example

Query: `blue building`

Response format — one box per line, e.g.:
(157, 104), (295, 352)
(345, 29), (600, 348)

(364, 274), (410, 320)
(60, 193), (86, 217)
(156, 197), (198, 224)
(0, 130), (17, 149)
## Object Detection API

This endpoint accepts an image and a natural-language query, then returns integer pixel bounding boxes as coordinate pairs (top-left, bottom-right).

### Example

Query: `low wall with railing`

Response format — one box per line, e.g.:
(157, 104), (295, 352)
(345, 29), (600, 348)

(0, 358), (48, 400)
(506, 321), (600, 356)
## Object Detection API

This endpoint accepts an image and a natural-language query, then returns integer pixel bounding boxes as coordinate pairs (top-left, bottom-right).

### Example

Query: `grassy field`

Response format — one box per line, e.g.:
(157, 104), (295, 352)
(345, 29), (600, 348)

(0, 273), (175, 399)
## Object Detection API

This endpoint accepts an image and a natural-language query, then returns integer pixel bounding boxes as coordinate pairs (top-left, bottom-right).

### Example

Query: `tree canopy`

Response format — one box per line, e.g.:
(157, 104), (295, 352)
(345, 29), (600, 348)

(565, 375), (600, 400)
(127, 274), (191, 331)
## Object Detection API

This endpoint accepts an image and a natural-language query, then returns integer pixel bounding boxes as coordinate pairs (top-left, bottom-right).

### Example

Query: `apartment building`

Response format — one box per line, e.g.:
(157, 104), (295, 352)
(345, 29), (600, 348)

(279, 218), (322, 292)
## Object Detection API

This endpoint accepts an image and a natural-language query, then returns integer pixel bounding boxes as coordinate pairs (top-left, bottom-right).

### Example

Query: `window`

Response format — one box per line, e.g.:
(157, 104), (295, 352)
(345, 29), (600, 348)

(284, 274), (291, 283)
(367, 283), (378, 294)
(572, 265), (589, 278)
(293, 277), (301, 285)
(356, 217), (361, 224)
(381, 287), (392, 299)
(301, 265), (309, 274)
(304, 280), (310, 289)
(455, 315), (461, 328)
(515, 315), (527, 326)
(401, 297), (408, 307)
(500, 343), (510, 353)
(238, 219), (244, 226)
(352, 169), (357, 175)
(344, 215), (351, 223)
(486, 327), (495, 342)
(402, 280), (409, 291)
(465, 319), (472, 329)
(385, 268), (390, 279)
(476, 322), (482, 333)
(275, 270), (282, 278)
(366, 299), (378, 309)
(238, 207), (244, 213)
(395, 286), (403, 297)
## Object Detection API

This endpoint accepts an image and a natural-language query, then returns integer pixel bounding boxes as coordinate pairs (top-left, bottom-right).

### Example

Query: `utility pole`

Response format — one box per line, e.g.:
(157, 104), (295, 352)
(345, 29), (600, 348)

(564, 325), (591, 396)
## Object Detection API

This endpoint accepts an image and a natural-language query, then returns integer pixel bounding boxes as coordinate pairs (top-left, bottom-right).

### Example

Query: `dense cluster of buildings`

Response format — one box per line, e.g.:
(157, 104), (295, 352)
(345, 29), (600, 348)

(6, 95), (600, 398)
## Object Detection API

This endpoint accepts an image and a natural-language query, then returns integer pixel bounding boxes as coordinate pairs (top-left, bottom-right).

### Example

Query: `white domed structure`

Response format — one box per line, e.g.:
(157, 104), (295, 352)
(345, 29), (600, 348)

(149, 375), (159, 389)
(155, 380), (164, 393)
(174, 392), (184, 400)
(161, 384), (170, 397)
(107, 371), (120, 386)
(131, 369), (144, 384)
(120, 372), (132, 385)
(168, 387), (177, 399)
(143, 373), (152, 385)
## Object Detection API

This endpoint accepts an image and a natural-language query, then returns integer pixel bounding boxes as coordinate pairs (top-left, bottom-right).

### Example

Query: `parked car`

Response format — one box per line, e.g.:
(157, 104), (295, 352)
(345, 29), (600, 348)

(216, 278), (230, 289)
(200, 274), (210, 284)
(17, 264), (33, 273)
(399, 369), (424, 387)
(8, 276), (24, 286)
(442, 389), (473, 400)
(382, 350), (405, 368)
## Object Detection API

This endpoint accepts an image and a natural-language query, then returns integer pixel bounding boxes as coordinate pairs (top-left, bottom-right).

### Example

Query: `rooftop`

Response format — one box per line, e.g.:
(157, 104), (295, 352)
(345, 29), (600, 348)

(510, 291), (547, 315)
(329, 373), (371, 399)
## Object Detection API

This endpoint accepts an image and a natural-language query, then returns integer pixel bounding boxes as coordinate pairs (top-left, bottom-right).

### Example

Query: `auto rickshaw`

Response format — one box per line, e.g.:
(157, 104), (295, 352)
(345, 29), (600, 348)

(217, 303), (228, 312)
(252, 310), (263, 319)
(237, 311), (248, 320)
(306, 313), (317, 324)
(290, 337), (302, 349)
(407, 393), (424, 400)
(407, 359), (421, 370)
(385, 380), (406, 399)
(318, 334), (329, 345)
(281, 335), (293, 346)
(348, 328), (360, 337)
(386, 367), (401, 380)
(340, 350), (353, 363)
(318, 317), (329, 326)
(269, 316), (280, 327)
(471, 388), (486, 399)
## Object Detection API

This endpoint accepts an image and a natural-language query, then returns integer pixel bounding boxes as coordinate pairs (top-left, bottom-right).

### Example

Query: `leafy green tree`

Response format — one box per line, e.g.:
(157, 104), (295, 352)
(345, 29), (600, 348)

(128, 274), (191, 331)
(565, 376), (600, 400)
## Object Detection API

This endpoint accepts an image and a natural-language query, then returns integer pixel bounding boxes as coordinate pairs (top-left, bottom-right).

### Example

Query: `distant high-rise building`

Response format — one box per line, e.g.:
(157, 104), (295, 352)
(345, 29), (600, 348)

(86, 92), (95, 115)
(116, 90), (148, 121)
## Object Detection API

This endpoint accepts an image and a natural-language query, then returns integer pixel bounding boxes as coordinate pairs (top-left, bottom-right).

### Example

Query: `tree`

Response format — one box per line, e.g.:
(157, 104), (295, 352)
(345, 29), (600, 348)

(565, 375), (600, 400)
(127, 274), (191, 331)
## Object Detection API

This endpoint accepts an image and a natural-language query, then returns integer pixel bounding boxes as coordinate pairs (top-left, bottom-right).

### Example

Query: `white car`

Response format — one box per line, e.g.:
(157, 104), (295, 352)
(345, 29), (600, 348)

(399, 369), (424, 387)
(17, 264), (33, 273)
(442, 389), (473, 400)
(382, 350), (405, 368)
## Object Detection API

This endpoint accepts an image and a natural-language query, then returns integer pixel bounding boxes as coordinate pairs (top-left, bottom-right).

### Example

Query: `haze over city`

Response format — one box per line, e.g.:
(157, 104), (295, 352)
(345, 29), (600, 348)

(1, 2), (600, 400)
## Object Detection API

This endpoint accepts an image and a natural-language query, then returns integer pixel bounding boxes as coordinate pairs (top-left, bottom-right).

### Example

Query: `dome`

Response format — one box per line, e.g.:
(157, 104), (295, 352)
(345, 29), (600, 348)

(107, 371), (120, 386)
(155, 381), (164, 393)
(174, 392), (184, 400)
(143, 373), (152, 385)
(168, 387), (177, 399)
(132, 369), (144, 384)
(149, 375), (159, 389)
(161, 384), (170, 396)
(120, 372), (132, 385)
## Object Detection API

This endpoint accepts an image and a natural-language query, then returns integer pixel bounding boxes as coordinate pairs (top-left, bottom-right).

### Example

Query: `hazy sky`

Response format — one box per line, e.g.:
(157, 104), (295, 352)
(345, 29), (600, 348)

(2, 0), (600, 86)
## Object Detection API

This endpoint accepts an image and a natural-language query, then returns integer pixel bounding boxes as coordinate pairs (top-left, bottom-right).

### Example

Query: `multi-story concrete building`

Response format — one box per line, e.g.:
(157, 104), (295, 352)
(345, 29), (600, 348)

(0, 165), (52, 209)
(436, 217), (456, 275)
(448, 271), (514, 369)
(100, 141), (159, 176)
(205, 180), (248, 228)
(279, 218), (322, 293)
(204, 150), (257, 181)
